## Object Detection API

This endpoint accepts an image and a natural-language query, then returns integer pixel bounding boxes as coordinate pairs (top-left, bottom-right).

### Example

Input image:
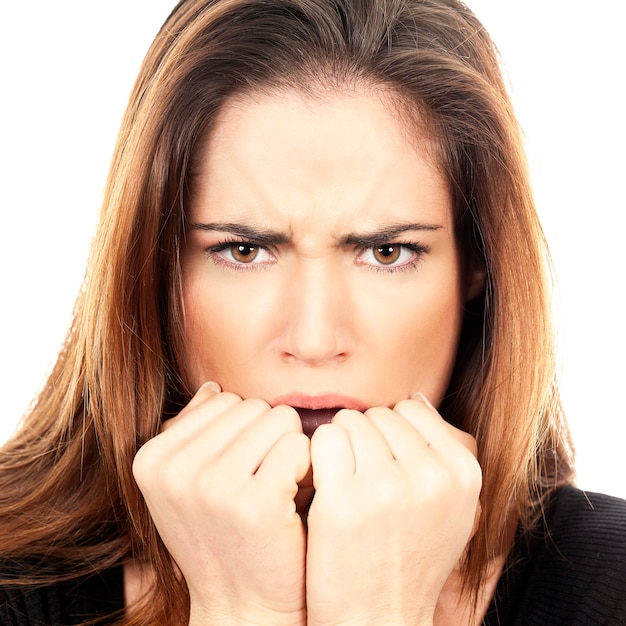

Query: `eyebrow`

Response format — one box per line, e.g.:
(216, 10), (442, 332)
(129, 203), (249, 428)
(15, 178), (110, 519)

(189, 221), (443, 246)
(190, 222), (290, 246)
(339, 222), (443, 246)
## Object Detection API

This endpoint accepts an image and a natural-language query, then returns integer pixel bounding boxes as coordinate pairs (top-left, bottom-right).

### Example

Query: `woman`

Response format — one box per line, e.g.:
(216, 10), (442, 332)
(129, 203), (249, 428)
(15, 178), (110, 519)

(1, 0), (624, 624)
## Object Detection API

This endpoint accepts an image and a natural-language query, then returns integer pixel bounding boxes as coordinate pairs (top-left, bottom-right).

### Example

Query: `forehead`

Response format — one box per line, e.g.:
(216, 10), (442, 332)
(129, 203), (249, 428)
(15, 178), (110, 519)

(188, 87), (451, 231)
(193, 84), (442, 172)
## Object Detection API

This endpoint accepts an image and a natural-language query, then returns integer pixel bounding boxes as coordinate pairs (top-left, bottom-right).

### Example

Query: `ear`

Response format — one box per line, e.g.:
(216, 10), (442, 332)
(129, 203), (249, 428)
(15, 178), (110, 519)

(465, 262), (486, 302)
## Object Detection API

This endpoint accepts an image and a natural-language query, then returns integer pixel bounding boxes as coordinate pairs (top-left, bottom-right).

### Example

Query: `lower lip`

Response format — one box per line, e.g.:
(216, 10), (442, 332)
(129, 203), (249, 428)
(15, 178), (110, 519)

(295, 408), (340, 437)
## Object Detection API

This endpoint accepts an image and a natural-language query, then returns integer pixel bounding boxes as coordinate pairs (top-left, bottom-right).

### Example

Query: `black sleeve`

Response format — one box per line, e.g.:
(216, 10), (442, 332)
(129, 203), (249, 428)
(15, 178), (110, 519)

(0, 566), (124, 626)
(486, 486), (626, 625)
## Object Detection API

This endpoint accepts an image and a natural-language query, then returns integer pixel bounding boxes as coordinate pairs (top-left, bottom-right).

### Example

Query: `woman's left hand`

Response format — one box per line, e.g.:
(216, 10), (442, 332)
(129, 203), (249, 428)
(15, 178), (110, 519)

(305, 394), (482, 626)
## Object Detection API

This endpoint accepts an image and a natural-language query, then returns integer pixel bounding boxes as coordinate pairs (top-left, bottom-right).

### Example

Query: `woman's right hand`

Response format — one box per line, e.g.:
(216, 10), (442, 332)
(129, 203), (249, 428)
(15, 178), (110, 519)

(132, 382), (310, 626)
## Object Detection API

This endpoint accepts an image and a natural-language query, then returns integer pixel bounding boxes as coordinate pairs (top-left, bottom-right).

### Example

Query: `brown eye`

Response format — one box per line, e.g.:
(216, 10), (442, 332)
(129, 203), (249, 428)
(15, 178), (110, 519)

(230, 243), (259, 263)
(373, 244), (401, 265)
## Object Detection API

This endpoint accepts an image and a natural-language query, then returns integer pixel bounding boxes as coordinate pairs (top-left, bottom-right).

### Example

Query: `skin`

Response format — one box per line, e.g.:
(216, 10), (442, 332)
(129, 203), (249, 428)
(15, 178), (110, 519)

(133, 88), (487, 624)
(180, 90), (466, 409)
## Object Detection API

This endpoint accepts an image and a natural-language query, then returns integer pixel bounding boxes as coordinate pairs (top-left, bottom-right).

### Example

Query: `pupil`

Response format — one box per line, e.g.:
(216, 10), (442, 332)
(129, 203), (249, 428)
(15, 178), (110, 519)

(374, 244), (401, 265)
(232, 243), (258, 262)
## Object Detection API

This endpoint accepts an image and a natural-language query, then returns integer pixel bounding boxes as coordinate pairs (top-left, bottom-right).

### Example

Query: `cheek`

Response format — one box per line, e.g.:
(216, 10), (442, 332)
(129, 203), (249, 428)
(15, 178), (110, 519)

(368, 274), (464, 402)
(181, 272), (280, 391)
(181, 274), (233, 390)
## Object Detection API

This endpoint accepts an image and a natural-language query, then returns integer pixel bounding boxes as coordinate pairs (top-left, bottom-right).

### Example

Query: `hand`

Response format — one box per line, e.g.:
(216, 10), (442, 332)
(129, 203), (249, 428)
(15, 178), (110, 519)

(305, 394), (482, 626)
(132, 383), (310, 625)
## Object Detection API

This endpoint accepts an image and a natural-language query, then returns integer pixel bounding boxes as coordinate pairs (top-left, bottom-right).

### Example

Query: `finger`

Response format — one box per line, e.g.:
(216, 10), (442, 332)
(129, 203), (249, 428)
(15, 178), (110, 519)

(134, 387), (239, 481)
(186, 380), (222, 411)
(255, 431), (311, 499)
(221, 404), (304, 475)
(160, 381), (222, 433)
(394, 395), (482, 508)
(394, 394), (478, 457)
(363, 406), (431, 464)
(154, 393), (262, 461)
(331, 409), (395, 472)
(161, 383), (232, 434)
(310, 422), (355, 490)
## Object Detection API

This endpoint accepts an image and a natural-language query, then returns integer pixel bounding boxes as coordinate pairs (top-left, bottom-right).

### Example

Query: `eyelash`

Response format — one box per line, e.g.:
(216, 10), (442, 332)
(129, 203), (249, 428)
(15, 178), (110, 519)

(356, 242), (429, 274)
(205, 238), (276, 271)
(205, 238), (430, 273)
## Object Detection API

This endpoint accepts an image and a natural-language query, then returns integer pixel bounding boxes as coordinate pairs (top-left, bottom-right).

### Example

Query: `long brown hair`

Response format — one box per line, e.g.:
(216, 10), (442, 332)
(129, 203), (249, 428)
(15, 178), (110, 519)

(0, 0), (574, 622)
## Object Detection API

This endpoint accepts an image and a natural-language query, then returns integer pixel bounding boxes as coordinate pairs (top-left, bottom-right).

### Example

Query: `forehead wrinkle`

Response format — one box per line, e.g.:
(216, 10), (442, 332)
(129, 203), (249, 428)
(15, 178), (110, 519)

(190, 88), (450, 243)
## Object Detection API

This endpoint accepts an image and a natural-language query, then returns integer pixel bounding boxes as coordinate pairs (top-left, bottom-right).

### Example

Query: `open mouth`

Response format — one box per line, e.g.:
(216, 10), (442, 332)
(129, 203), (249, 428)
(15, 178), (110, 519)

(294, 407), (341, 437)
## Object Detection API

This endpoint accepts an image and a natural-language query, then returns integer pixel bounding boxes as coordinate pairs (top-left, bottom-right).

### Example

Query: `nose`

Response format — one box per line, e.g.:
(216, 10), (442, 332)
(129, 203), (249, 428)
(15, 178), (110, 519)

(277, 261), (350, 366)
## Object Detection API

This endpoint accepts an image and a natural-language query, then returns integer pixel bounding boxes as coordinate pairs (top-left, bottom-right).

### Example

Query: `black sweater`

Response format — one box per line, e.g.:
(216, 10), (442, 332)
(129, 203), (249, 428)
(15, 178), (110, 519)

(484, 485), (626, 625)
(1, 486), (625, 625)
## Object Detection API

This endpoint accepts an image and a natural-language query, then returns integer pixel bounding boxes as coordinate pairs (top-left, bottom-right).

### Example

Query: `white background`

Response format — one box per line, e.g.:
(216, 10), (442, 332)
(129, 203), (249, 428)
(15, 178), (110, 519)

(1, 2), (624, 497)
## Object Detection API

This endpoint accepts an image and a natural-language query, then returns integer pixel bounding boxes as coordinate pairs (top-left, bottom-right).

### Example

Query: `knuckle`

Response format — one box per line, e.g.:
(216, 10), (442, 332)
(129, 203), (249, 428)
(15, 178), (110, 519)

(131, 451), (149, 488)
(448, 454), (483, 504)
(201, 475), (230, 512)
(271, 404), (301, 428)
(363, 406), (392, 420)
(457, 430), (479, 456)
(332, 407), (363, 426)
(370, 474), (405, 508)
(156, 456), (196, 503)
(466, 459), (484, 495)
(458, 446), (483, 483)
(414, 462), (450, 500)
(242, 397), (271, 412)
(393, 398), (414, 413)
(132, 438), (161, 488)
(214, 391), (243, 406)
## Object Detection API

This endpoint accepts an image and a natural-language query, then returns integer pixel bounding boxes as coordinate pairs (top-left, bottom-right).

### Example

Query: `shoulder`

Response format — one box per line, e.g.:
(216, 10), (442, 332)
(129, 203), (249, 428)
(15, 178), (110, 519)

(543, 485), (626, 568)
(532, 485), (626, 623)
(488, 485), (626, 625)
(0, 563), (124, 626)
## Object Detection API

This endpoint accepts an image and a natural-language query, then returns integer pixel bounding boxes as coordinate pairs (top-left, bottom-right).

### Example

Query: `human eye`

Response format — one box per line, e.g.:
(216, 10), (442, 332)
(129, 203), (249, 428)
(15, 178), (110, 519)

(356, 242), (429, 272)
(206, 239), (276, 269)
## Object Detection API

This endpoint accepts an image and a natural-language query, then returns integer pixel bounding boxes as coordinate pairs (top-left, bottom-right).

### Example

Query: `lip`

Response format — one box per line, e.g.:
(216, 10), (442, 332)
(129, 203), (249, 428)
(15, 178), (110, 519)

(270, 393), (368, 412)
(271, 393), (368, 438)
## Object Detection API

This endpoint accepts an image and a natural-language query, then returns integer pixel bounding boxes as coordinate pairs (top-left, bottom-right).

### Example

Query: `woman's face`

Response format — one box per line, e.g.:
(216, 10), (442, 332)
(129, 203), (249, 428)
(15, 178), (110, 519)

(181, 89), (475, 418)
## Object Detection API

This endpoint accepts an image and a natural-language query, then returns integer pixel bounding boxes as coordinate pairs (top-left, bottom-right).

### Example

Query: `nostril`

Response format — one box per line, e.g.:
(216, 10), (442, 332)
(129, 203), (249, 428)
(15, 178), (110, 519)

(279, 348), (348, 367)
(277, 319), (348, 365)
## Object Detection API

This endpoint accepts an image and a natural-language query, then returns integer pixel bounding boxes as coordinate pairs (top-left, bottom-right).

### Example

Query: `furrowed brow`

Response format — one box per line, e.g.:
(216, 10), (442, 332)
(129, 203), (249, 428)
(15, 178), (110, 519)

(340, 223), (442, 247)
(190, 221), (290, 246)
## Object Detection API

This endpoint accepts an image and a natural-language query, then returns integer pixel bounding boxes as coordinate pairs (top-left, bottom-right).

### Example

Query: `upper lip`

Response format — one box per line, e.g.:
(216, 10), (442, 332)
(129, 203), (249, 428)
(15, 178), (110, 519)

(270, 393), (368, 411)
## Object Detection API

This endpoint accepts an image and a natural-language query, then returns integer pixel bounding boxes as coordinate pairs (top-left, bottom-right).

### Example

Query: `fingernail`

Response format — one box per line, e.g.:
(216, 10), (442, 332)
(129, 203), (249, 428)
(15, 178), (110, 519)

(411, 391), (434, 409)
(203, 381), (222, 394)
